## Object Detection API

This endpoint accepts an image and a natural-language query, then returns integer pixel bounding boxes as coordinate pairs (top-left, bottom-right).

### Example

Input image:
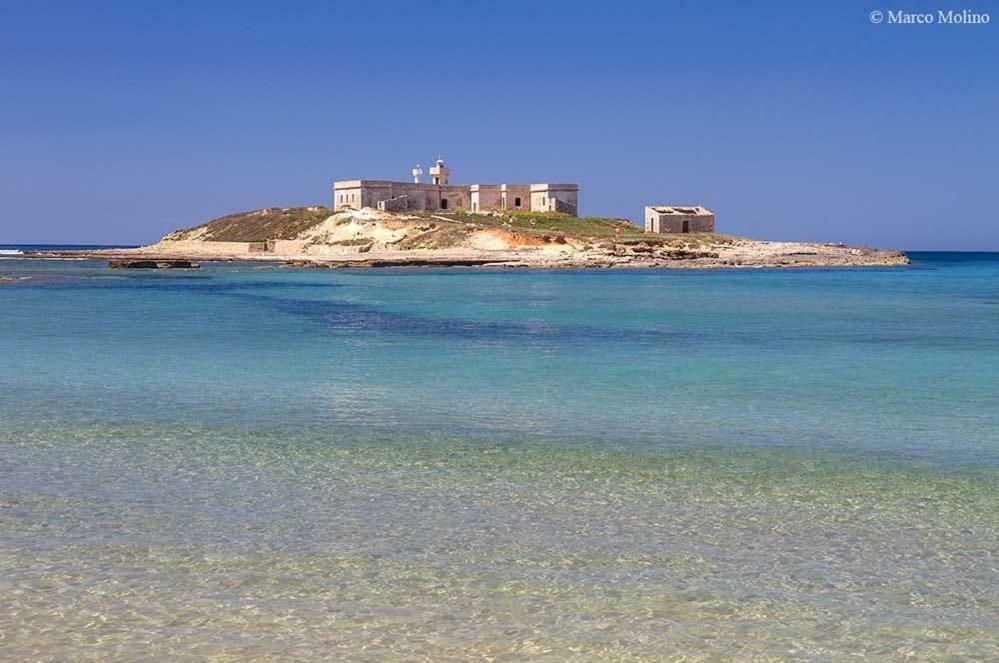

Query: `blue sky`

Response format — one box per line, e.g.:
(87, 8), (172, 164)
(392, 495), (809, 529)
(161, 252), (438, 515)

(1, 0), (996, 249)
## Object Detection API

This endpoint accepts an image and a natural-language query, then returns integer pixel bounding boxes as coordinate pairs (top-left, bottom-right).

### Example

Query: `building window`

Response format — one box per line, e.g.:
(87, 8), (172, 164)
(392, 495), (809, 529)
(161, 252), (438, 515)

(514, 197), (521, 208)
(543, 196), (547, 206)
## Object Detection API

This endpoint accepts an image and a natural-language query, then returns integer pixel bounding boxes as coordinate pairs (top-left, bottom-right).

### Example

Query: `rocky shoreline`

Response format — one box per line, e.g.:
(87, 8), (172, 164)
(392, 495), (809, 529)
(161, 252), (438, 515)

(12, 207), (910, 269)
(18, 240), (909, 269)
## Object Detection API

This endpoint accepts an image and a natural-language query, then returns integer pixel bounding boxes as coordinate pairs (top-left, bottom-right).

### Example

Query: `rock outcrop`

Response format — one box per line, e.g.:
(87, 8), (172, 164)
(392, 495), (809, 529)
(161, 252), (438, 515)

(23, 207), (911, 269)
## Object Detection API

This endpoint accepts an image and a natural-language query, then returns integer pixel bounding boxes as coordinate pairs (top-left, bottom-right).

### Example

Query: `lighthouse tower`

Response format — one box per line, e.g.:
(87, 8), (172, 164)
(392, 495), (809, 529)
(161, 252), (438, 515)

(429, 158), (451, 185)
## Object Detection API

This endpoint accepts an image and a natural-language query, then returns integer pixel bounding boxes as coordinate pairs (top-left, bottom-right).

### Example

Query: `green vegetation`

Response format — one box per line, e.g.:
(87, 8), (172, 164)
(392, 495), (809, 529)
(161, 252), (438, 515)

(168, 206), (334, 242)
(165, 206), (739, 248)
(427, 210), (647, 238)
(423, 211), (739, 246)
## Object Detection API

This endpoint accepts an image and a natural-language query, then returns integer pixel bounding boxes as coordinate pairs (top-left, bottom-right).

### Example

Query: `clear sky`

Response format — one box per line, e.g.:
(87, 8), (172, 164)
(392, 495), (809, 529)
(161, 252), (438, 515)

(1, 1), (997, 249)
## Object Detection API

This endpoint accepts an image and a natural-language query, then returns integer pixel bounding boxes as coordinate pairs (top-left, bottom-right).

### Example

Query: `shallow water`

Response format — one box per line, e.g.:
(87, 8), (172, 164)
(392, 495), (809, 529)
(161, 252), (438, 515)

(1, 254), (997, 660)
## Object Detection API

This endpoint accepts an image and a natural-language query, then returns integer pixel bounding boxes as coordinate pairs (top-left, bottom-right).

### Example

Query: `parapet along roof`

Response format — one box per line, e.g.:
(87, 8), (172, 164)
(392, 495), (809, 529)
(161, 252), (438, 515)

(649, 206), (713, 216)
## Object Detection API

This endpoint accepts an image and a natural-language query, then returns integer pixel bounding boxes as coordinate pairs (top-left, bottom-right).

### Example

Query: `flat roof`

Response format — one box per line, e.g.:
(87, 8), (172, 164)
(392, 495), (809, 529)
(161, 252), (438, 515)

(333, 180), (395, 188)
(335, 180), (580, 190)
(647, 205), (713, 215)
(529, 183), (579, 192)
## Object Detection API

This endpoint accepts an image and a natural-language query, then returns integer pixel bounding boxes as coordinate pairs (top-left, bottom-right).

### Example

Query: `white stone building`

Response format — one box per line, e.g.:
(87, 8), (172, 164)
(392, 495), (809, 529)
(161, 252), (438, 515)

(644, 205), (715, 233)
(333, 159), (579, 216)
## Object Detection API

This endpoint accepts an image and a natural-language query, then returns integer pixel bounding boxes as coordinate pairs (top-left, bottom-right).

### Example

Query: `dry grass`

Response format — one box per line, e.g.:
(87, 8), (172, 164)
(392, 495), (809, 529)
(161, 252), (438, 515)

(426, 211), (740, 246)
(429, 211), (646, 239)
(165, 206), (739, 248)
(168, 207), (334, 242)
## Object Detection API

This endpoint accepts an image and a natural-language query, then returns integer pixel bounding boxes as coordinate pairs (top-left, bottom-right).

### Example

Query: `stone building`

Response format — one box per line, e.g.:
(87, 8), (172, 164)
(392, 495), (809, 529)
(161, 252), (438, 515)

(333, 159), (579, 216)
(644, 205), (715, 233)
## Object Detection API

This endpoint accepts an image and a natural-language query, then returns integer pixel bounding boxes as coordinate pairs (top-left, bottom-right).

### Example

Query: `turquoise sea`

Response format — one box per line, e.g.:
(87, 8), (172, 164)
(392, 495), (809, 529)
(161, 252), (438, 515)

(1, 253), (997, 660)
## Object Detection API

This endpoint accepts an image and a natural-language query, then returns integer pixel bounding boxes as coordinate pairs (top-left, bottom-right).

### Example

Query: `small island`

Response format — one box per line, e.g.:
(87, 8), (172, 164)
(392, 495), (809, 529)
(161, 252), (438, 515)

(28, 159), (908, 269)
(38, 205), (907, 269)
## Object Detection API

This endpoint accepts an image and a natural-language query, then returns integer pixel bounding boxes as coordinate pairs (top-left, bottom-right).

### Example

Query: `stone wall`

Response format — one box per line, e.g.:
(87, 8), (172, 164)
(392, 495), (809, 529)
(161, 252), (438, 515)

(151, 240), (261, 255)
(362, 183), (397, 210)
(334, 181), (470, 212)
(269, 239), (308, 254)
(661, 216), (714, 233)
(438, 185), (469, 211)
(384, 183), (438, 211)
(501, 185), (531, 212)
(644, 206), (716, 233)
(378, 195), (411, 212)
(334, 180), (580, 215)
(530, 184), (579, 215)
(470, 185), (502, 212)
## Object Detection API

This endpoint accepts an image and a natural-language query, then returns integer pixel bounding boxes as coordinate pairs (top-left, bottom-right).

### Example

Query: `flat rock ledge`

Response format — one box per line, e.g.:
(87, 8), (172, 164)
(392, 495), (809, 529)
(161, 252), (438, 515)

(109, 259), (200, 269)
(283, 258), (511, 269)
(18, 241), (909, 270)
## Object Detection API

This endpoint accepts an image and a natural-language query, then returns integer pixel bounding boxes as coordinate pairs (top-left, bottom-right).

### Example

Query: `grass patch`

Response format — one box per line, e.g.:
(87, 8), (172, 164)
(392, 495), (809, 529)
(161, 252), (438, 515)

(421, 211), (645, 239)
(164, 206), (740, 247)
(168, 206), (334, 242)
(424, 211), (740, 246)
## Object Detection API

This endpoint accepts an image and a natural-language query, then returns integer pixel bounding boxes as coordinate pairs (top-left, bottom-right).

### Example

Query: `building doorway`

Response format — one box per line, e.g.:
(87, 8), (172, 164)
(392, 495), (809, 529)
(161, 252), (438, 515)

(441, 199), (449, 210)
(682, 220), (690, 233)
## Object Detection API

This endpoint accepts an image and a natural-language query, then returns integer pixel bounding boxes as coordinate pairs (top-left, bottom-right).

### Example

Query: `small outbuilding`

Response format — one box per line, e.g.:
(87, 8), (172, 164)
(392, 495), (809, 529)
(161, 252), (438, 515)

(644, 205), (715, 233)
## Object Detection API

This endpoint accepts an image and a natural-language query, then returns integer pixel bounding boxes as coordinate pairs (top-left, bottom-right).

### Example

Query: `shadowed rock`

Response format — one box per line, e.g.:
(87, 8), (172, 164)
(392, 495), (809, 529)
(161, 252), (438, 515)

(109, 260), (200, 269)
